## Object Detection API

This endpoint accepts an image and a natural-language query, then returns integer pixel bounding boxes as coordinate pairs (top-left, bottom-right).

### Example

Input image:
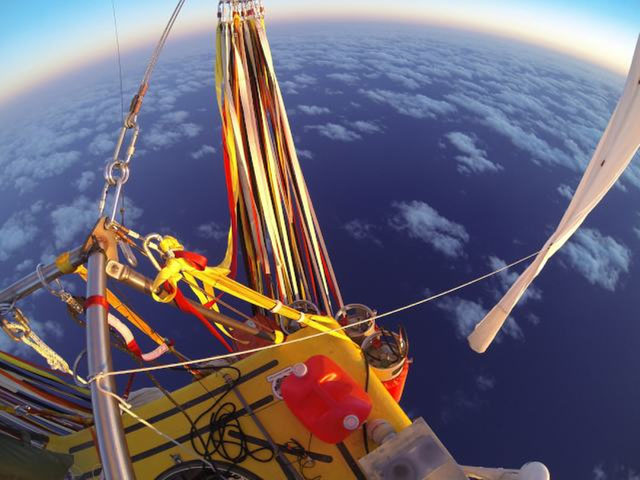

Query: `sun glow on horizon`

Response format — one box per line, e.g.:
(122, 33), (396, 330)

(0, 3), (635, 107)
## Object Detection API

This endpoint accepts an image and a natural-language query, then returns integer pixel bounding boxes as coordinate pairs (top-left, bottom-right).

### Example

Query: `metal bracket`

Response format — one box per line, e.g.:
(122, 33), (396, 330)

(266, 366), (293, 400)
(82, 217), (120, 264)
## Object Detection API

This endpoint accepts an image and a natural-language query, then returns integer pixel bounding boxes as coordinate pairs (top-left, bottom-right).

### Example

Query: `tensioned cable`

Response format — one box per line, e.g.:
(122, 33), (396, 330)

(92, 249), (541, 381)
(110, 0), (125, 122)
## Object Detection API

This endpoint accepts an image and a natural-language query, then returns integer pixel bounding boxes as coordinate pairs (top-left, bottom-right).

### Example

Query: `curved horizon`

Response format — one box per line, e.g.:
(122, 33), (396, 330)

(0, 5), (636, 107)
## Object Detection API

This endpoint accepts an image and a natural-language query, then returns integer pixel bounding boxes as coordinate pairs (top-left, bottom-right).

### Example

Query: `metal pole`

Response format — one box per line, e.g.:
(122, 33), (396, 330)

(86, 250), (136, 479)
(0, 247), (85, 305)
(106, 260), (277, 342)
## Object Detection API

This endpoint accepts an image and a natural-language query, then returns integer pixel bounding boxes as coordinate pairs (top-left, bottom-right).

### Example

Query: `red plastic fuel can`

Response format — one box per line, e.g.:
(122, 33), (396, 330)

(281, 355), (372, 444)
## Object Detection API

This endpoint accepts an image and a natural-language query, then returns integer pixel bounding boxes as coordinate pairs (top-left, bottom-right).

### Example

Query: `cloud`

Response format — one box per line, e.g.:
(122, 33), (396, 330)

(293, 74), (316, 86)
(14, 258), (34, 273)
(557, 184), (574, 200)
(593, 464), (640, 480)
(191, 144), (217, 160)
(88, 132), (115, 156)
(487, 256), (542, 304)
(390, 201), (469, 259)
(437, 296), (524, 341)
(352, 120), (382, 134)
(305, 123), (362, 142)
(297, 149), (314, 160)
(562, 228), (631, 291)
(75, 171), (96, 192)
(344, 219), (382, 246)
(143, 111), (203, 150)
(196, 222), (227, 241)
(50, 195), (143, 249)
(0, 206), (40, 262)
(298, 105), (330, 115)
(445, 131), (502, 174)
(475, 374), (496, 391)
(326, 72), (359, 85)
(360, 89), (456, 119)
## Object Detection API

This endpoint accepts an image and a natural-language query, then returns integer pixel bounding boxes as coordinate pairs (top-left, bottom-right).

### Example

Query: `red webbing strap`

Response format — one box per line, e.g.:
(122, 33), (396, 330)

(169, 284), (233, 353)
(122, 373), (136, 400)
(174, 250), (208, 270)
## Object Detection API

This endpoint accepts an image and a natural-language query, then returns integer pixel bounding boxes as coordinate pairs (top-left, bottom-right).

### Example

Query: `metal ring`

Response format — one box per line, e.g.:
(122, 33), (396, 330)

(105, 161), (130, 186)
(36, 263), (64, 299)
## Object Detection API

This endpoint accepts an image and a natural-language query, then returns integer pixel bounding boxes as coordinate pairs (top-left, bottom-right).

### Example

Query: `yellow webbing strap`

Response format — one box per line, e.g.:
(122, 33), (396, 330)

(55, 251), (75, 274)
(75, 266), (167, 347)
(150, 239), (347, 341)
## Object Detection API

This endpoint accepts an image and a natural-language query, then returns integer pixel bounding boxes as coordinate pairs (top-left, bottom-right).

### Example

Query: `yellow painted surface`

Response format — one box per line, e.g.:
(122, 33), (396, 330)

(47, 321), (411, 479)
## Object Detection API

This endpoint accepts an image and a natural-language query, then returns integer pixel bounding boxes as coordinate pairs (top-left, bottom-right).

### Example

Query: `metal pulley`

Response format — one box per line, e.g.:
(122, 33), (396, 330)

(335, 303), (376, 344)
(362, 327), (409, 383)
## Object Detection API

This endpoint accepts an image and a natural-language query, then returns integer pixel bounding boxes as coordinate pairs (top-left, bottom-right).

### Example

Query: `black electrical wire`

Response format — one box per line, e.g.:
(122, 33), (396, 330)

(283, 435), (322, 480)
(189, 365), (275, 472)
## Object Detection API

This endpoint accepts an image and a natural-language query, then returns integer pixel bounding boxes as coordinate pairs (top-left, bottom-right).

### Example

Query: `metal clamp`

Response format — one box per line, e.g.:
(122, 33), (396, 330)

(36, 263), (84, 315)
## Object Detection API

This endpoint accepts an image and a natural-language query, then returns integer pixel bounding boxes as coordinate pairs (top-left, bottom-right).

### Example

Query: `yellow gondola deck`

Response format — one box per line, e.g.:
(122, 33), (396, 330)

(47, 321), (411, 479)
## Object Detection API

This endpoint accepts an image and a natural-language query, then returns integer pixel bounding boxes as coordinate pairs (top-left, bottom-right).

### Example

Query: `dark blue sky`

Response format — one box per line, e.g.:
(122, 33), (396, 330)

(0, 23), (638, 479)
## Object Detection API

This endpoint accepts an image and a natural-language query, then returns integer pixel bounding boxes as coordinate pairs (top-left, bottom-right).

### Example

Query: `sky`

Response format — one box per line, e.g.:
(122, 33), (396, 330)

(0, 2), (640, 479)
(0, 0), (638, 106)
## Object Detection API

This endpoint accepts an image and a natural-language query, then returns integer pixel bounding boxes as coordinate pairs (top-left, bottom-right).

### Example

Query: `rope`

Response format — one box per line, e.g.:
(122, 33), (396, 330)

(91, 249), (540, 381)
(95, 379), (216, 472)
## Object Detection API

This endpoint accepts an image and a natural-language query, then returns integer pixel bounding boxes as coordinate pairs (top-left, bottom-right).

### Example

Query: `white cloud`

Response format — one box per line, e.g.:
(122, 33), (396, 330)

(0, 207), (39, 262)
(191, 144), (217, 160)
(298, 105), (330, 115)
(14, 258), (34, 273)
(75, 171), (96, 192)
(305, 123), (362, 142)
(297, 149), (314, 160)
(88, 132), (115, 156)
(293, 74), (316, 86)
(344, 219), (381, 246)
(327, 72), (359, 85)
(437, 296), (523, 342)
(445, 131), (502, 174)
(562, 228), (631, 291)
(196, 221), (227, 241)
(557, 184), (574, 200)
(352, 120), (382, 134)
(475, 374), (496, 391)
(593, 464), (640, 480)
(143, 111), (202, 150)
(488, 256), (542, 305)
(50, 195), (143, 249)
(360, 89), (456, 119)
(390, 201), (469, 259)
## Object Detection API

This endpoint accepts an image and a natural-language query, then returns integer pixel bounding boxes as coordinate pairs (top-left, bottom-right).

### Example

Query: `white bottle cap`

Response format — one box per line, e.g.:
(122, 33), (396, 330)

(292, 362), (308, 378)
(343, 414), (360, 431)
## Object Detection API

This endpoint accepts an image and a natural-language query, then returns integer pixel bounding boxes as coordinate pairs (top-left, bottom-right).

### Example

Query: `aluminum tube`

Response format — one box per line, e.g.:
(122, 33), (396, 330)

(86, 251), (135, 480)
(106, 261), (276, 342)
(0, 247), (85, 305)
